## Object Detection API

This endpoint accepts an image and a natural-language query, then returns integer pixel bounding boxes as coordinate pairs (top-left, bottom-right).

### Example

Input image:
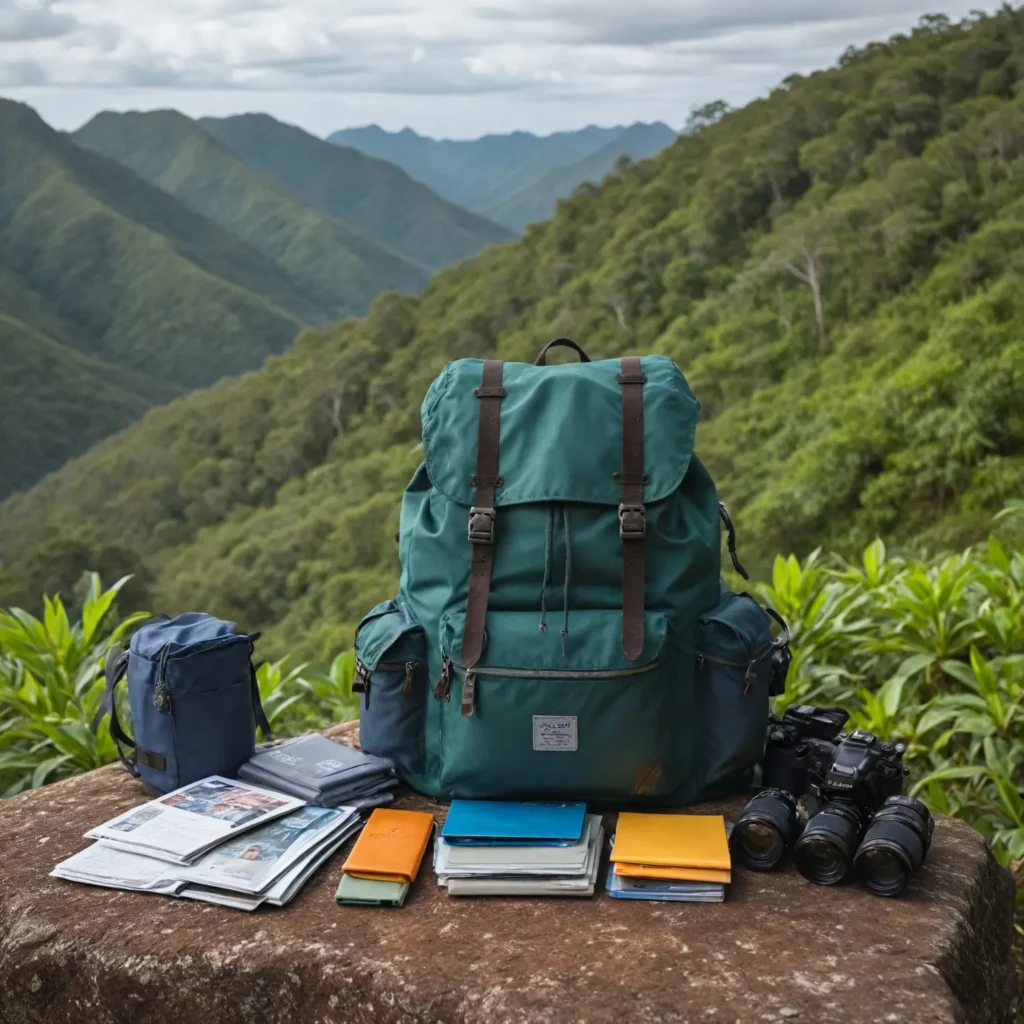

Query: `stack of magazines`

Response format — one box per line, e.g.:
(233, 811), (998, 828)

(237, 734), (398, 808)
(434, 800), (604, 897)
(51, 776), (363, 911)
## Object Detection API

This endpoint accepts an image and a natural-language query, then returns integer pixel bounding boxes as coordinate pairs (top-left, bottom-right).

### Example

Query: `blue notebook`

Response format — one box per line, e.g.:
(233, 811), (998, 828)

(442, 800), (587, 846)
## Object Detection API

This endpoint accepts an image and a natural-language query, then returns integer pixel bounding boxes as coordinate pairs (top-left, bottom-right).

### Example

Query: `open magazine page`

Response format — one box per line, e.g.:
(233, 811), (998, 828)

(84, 776), (305, 864)
(50, 843), (184, 894)
(173, 805), (358, 894)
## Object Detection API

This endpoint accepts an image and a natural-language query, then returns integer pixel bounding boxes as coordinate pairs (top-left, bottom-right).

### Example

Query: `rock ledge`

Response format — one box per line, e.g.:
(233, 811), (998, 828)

(0, 723), (1017, 1024)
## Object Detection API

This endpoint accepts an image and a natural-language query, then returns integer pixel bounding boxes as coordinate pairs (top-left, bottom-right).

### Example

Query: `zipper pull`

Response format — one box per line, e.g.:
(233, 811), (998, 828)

(743, 662), (757, 696)
(696, 653), (705, 671)
(403, 661), (417, 695)
(433, 657), (452, 701)
(461, 670), (477, 718)
(153, 679), (171, 712)
(352, 663), (371, 711)
(153, 645), (172, 712)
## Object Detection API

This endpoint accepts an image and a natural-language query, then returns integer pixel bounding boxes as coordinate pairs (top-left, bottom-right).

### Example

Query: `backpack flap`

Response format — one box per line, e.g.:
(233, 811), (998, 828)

(421, 355), (699, 508)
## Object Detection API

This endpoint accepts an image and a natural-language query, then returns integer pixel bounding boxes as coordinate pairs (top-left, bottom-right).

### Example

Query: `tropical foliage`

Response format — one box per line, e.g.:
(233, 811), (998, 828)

(0, 574), (149, 796)
(4, 10), (1024, 661)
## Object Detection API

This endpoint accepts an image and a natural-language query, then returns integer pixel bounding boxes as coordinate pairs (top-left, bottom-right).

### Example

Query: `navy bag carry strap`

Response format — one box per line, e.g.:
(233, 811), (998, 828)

(246, 633), (273, 741)
(93, 645), (167, 776)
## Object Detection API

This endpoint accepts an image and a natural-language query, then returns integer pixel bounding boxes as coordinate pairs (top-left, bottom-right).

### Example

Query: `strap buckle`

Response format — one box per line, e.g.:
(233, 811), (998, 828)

(618, 503), (647, 540)
(468, 507), (496, 545)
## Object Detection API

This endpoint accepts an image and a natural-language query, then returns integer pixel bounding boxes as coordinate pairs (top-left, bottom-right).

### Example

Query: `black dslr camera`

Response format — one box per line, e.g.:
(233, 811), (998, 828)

(731, 705), (933, 896)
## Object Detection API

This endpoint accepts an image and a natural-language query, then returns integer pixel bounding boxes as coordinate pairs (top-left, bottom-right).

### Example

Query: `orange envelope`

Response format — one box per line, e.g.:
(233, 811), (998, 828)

(343, 808), (434, 883)
(614, 862), (731, 884)
(610, 812), (730, 871)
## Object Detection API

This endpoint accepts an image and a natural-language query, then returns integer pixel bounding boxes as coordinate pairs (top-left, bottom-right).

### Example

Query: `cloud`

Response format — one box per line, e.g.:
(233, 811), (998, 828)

(0, 0), (76, 42)
(0, 0), (995, 135)
(474, 0), (955, 47)
(0, 55), (47, 84)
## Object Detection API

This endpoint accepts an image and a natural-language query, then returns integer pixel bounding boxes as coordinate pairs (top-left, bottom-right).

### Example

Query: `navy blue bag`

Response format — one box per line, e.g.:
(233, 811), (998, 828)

(95, 613), (272, 793)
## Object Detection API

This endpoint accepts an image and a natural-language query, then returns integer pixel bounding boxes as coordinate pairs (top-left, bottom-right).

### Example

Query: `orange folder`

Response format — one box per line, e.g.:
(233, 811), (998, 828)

(610, 812), (731, 871)
(613, 862), (731, 884)
(342, 808), (434, 883)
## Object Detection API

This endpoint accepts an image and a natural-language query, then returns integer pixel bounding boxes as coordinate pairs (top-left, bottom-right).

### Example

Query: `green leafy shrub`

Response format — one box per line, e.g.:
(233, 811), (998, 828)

(0, 574), (149, 796)
(256, 650), (359, 735)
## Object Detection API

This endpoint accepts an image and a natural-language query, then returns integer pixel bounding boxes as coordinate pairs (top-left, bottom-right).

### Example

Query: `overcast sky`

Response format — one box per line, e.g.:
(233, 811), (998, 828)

(0, 0), (992, 139)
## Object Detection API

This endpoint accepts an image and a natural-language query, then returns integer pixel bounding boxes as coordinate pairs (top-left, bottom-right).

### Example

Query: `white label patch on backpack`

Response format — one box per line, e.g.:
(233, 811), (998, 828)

(532, 716), (578, 751)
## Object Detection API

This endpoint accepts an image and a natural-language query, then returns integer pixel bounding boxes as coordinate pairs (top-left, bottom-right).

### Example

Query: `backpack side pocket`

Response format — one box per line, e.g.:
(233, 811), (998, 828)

(694, 592), (789, 801)
(355, 600), (428, 780)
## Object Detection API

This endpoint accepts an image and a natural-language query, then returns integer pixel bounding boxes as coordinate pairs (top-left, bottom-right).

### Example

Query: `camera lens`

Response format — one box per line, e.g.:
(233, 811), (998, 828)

(854, 795), (934, 898)
(793, 802), (865, 885)
(730, 789), (799, 871)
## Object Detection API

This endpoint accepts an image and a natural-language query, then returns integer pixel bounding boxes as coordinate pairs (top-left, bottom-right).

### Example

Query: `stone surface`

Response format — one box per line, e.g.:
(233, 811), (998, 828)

(0, 721), (1017, 1024)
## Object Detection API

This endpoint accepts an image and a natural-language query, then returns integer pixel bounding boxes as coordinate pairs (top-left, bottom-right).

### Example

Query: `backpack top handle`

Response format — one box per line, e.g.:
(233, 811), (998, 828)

(534, 337), (592, 366)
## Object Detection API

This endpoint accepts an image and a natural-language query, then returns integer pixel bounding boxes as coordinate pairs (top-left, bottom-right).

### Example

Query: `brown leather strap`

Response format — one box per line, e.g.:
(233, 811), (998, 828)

(617, 356), (646, 660)
(461, 360), (505, 672)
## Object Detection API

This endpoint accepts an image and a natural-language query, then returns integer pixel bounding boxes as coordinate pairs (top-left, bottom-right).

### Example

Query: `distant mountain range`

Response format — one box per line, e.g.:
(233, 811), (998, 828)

(328, 122), (678, 231)
(0, 104), (673, 499)
(0, 102), (511, 499)
(198, 114), (512, 270)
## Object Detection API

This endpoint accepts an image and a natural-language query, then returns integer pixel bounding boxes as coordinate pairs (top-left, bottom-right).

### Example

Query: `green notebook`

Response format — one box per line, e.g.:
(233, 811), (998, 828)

(336, 873), (410, 907)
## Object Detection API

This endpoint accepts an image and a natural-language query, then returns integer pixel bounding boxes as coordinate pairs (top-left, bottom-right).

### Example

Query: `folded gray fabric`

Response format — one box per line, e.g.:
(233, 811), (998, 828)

(237, 734), (397, 807)
(238, 762), (398, 806)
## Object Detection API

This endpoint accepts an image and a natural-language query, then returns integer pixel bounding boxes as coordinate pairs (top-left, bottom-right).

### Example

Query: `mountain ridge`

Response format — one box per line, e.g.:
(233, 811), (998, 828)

(483, 121), (679, 230)
(200, 113), (512, 270)
(327, 121), (677, 225)
(72, 109), (429, 321)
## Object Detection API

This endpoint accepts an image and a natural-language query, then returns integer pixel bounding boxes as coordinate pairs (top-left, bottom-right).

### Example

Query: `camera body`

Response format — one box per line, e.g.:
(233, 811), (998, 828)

(762, 704), (908, 817)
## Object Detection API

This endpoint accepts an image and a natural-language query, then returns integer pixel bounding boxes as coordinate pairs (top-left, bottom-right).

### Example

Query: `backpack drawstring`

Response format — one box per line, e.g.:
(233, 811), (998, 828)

(560, 504), (572, 657)
(538, 504), (555, 632)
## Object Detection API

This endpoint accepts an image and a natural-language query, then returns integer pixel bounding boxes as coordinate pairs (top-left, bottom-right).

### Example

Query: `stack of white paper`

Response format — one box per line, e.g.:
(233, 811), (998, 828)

(52, 777), (364, 911)
(435, 814), (604, 897)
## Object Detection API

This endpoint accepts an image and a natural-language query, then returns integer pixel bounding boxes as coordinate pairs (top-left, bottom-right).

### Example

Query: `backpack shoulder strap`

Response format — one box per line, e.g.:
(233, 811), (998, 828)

(246, 635), (273, 740)
(461, 359), (505, 687)
(93, 645), (167, 777)
(617, 356), (647, 660)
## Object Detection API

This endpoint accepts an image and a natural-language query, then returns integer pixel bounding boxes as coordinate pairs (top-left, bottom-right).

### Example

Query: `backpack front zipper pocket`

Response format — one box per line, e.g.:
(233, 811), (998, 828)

(354, 600), (428, 780)
(694, 592), (788, 800)
(436, 608), (691, 802)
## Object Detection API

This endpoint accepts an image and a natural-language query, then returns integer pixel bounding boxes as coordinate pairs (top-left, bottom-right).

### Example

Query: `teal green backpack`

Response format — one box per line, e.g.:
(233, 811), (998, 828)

(354, 339), (789, 805)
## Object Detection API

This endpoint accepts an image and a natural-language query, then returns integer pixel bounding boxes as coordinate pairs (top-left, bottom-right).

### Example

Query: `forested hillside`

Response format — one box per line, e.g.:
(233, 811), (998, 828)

(3, 10), (1023, 666)
(328, 122), (676, 228)
(73, 111), (428, 320)
(0, 99), (319, 496)
(200, 114), (512, 269)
